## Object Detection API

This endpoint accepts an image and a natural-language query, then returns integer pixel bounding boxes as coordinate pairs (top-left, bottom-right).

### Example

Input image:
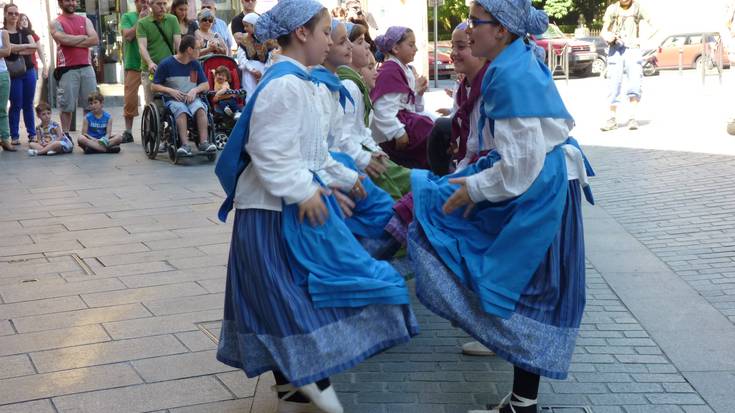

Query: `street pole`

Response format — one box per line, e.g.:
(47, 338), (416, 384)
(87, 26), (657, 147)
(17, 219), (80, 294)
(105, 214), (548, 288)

(433, 1), (439, 88)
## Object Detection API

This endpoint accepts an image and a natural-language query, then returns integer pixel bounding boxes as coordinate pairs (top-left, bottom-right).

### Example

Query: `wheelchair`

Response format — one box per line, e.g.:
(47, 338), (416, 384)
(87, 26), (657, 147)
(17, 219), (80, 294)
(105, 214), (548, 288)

(140, 94), (217, 165)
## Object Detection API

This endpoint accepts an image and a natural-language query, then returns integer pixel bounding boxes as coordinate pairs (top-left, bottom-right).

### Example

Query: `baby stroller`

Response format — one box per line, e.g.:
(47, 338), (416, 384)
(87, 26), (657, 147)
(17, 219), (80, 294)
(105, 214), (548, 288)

(200, 54), (247, 150)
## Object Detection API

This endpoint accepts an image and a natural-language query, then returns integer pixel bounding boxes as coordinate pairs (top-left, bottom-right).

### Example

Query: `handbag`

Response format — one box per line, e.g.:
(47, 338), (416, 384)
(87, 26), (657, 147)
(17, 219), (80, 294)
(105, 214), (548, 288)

(6, 56), (26, 79)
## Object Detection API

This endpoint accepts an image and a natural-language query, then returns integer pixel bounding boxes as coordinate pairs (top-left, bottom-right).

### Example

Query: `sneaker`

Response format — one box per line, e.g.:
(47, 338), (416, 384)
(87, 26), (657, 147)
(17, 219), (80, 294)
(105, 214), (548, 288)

(83, 146), (96, 154)
(199, 141), (217, 153)
(600, 118), (618, 132)
(628, 119), (639, 130)
(27, 149), (38, 156)
(107, 145), (121, 154)
(158, 142), (168, 153)
(224, 106), (234, 117)
(46, 150), (57, 156)
(177, 144), (193, 157)
(122, 131), (134, 143)
(11, 138), (20, 145)
(461, 341), (495, 356)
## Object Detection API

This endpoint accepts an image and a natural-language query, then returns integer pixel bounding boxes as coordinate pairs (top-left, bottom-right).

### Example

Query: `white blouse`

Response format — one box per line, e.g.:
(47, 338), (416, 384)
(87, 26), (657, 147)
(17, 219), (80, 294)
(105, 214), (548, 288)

(233, 56), (358, 211)
(370, 56), (436, 143)
(316, 80), (373, 170)
(465, 117), (590, 204)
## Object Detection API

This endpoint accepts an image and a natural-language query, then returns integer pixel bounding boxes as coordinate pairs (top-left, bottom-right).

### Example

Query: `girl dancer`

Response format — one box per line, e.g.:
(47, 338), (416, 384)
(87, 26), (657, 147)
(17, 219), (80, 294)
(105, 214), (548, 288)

(214, 1), (418, 412)
(409, 1), (594, 412)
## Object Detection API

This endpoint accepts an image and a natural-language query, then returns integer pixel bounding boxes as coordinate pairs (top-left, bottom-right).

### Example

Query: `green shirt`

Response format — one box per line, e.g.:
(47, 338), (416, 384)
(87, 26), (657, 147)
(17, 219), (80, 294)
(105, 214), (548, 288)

(120, 11), (141, 71)
(136, 13), (181, 72)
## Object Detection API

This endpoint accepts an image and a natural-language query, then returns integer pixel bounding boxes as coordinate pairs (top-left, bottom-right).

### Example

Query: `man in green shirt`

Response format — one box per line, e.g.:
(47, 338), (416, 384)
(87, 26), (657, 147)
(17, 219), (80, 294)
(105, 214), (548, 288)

(136, 0), (181, 104)
(120, 0), (149, 143)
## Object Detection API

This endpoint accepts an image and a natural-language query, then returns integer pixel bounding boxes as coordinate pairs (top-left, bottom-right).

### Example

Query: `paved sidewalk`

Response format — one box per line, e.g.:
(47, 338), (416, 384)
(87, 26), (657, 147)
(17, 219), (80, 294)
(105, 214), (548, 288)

(0, 97), (733, 411)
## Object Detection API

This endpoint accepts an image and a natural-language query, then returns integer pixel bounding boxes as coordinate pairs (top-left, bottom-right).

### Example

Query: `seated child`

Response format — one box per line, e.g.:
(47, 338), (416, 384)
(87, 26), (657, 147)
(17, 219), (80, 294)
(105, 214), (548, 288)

(78, 91), (122, 154)
(28, 102), (74, 156)
(212, 65), (242, 117)
(370, 26), (435, 169)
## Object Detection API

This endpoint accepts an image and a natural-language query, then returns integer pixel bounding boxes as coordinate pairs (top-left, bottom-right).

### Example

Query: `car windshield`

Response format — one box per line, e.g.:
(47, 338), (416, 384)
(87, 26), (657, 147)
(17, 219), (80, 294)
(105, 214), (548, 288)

(537, 24), (565, 40)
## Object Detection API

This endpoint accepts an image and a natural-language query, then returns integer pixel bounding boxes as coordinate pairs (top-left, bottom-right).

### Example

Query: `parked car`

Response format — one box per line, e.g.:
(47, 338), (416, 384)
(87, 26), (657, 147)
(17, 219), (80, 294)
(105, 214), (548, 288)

(577, 35), (608, 76)
(647, 32), (730, 71)
(531, 24), (597, 77)
(428, 45), (453, 80)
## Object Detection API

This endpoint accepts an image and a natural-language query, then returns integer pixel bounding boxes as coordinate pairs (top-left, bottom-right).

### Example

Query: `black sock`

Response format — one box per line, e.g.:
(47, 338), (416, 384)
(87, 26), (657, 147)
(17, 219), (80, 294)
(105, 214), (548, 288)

(272, 371), (309, 403)
(499, 367), (539, 413)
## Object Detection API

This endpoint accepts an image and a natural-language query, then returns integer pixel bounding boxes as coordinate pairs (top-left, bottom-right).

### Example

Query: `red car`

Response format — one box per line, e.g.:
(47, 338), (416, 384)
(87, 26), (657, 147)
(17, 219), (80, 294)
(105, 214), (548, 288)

(531, 24), (598, 76)
(428, 45), (453, 79)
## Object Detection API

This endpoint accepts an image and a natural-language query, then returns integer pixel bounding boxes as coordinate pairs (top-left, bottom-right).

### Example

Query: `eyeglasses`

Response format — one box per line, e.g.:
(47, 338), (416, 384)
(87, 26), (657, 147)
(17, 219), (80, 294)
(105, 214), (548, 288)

(466, 17), (500, 29)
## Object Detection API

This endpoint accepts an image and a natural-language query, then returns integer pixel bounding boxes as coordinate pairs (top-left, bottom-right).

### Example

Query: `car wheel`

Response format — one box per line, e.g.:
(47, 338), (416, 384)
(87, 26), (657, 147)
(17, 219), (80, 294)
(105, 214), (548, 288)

(643, 62), (657, 76)
(591, 58), (606, 75)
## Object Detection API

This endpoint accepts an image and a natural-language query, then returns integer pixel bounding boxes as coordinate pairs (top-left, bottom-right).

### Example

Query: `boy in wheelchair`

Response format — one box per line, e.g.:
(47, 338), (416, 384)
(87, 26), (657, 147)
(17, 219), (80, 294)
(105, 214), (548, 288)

(151, 35), (216, 157)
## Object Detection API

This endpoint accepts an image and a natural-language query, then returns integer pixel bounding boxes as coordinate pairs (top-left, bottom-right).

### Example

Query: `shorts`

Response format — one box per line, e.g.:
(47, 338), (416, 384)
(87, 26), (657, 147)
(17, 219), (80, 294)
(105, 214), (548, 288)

(165, 99), (207, 120)
(124, 70), (141, 118)
(57, 66), (98, 113)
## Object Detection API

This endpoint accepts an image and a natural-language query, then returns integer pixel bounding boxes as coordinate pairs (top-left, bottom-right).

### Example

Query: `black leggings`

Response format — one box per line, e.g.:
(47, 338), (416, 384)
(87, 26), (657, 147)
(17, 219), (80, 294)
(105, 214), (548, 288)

(426, 117), (453, 176)
(512, 366), (540, 400)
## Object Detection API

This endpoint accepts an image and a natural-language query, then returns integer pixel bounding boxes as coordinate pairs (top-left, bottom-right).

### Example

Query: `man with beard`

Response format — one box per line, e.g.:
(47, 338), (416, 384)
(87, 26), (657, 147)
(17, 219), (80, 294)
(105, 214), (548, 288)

(49, 0), (99, 133)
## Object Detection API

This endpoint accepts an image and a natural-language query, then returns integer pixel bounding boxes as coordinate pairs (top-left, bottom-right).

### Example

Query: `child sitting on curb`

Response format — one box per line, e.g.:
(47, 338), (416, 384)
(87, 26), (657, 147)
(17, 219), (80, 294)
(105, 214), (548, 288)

(28, 102), (73, 156)
(78, 91), (122, 154)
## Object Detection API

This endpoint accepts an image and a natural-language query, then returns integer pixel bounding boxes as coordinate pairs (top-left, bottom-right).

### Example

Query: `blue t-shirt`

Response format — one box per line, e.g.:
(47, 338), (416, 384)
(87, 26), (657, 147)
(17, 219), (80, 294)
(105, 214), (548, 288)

(153, 55), (208, 100)
(85, 111), (111, 139)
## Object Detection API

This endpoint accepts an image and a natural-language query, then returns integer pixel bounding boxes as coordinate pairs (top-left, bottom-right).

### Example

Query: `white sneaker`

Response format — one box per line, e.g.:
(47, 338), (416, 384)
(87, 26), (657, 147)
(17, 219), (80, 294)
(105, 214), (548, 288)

(27, 149), (37, 156)
(297, 383), (343, 413)
(272, 384), (324, 413)
(468, 392), (538, 413)
(46, 150), (57, 156)
(461, 341), (495, 356)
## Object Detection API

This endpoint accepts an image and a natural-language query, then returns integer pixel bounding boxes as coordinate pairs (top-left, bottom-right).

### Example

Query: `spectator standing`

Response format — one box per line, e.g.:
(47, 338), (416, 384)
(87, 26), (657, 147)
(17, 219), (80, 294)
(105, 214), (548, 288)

(136, 0), (181, 105)
(120, 0), (150, 143)
(0, 29), (14, 152)
(171, 0), (197, 37)
(19, 14), (49, 105)
(600, 0), (653, 131)
(195, 9), (228, 57)
(200, 0), (234, 54)
(5, 4), (39, 145)
(230, 0), (257, 38)
(49, 0), (99, 134)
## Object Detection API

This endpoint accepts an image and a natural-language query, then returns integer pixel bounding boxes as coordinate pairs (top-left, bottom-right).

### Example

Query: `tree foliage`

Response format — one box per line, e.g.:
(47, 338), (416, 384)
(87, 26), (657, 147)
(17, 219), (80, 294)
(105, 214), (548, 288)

(428, 0), (610, 37)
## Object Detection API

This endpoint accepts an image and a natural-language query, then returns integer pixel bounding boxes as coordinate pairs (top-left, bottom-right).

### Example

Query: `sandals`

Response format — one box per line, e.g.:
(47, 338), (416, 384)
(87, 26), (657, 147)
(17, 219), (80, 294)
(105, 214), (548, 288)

(468, 392), (538, 413)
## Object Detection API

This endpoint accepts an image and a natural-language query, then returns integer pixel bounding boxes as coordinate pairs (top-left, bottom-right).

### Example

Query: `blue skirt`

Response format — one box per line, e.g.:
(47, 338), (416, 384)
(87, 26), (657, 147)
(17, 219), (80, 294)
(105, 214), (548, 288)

(409, 180), (586, 380)
(217, 209), (419, 387)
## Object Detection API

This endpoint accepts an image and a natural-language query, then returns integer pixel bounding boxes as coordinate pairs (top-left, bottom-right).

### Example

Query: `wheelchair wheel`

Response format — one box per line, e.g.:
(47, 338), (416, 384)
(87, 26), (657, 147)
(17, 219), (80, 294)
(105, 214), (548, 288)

(141, 104), (160, 159)
(214, 132), (228, 150)
(167, 114), (180, 165)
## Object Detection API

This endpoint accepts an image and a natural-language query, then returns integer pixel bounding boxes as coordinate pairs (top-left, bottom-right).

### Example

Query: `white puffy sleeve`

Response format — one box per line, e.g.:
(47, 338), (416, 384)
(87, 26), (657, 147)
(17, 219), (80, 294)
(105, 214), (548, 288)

(465, 117), (547, 203)
(370, 93), (406, 143)
(335, 81), (374, 169)
(246, 78), (320, 205)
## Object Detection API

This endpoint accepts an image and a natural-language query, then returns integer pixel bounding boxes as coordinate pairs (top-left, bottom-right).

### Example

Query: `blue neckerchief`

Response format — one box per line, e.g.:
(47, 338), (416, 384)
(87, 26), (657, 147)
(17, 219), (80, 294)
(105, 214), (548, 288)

(215, 60), (354, 222)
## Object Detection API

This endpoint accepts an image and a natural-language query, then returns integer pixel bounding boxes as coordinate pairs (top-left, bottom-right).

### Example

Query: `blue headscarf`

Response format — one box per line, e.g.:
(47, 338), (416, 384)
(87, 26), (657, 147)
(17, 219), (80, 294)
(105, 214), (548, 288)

(344, 21), (355, 35)
(255, 0), (325, 41)
(331, 18), (343, 32)
(474, 0), (548, 37)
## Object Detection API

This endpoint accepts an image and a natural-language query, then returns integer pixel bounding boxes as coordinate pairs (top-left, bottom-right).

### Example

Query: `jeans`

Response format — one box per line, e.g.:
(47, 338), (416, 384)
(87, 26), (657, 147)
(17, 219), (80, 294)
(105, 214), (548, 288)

(9, 67), (37, 139)
(0, 71), (10, 142)
(215, 98), (241, 115)
(607, 45), (642, 106)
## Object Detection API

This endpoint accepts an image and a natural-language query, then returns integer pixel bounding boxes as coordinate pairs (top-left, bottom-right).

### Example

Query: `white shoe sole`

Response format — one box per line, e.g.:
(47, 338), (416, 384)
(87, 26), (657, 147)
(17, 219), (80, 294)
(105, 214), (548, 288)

(461, 341), (496, 357)
(297, 384), (343, 413)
